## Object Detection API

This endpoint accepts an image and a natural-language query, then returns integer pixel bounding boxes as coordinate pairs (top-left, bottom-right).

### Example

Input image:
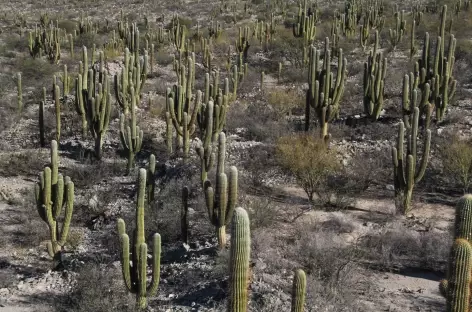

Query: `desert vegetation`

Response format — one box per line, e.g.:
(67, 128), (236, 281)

(1, 0), (472, 311)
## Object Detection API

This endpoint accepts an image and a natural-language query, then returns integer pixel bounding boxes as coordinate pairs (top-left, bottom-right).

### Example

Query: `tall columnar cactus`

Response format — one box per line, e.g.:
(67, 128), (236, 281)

(17, 73), (22, 115)
(445, 238), (472, 312)
(363, 50), (387, 120)
(415, 6), (457, 122)
(165, 59), (202, 159)
(388, 9), (406, 49)
(196, 100), (216, 184)
(60, 64), (70, 96)
(146, 154), (156, 205)
(359, 16), (370, 49)
(391, 107), (431, 214)
(54, 83), (61, 143)
(34, 140), (74, 260)
(79, 58), (112, 159)
(227, 207), (250, 312)
(117, 168), (161, 309)
(305, 38), (347, 142)
(410, 18), (418, 59)
(291, 269), (307, 312)
(401, 73), (432, 129)
(119, 87), (143, 174)
(181, 186), (189, 244)
(114, 47), (148, 115)
(204, 133), (238, 249)
(454, 194), (472, 243)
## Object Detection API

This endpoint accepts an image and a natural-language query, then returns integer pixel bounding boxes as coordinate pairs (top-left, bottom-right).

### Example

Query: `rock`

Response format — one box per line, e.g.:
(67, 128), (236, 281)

(0, 288), (10, 297)
(88, 194), (99, 211)
(386, 184), (395, 191)
(17, 281), (24, 290)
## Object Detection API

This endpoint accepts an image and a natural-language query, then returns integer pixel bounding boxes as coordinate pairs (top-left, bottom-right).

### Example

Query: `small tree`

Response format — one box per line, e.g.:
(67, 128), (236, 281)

(276, 134), (340, 203)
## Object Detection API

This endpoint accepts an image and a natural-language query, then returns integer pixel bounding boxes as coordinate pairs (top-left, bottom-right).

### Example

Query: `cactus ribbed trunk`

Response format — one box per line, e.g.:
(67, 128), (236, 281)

(95, 136), (103, 160)
(217, 225), (226, 249)
(227, 207), (250, 312)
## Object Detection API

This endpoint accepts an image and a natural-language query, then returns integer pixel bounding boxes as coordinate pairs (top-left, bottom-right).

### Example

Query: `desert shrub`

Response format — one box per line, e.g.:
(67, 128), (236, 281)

(266, 87), (304, 119)
(439, 135), (472, 192)
(17, 58), (57, 86)
(55, 263), (135, 312)
(276, 134), (340, 202)
(0, 150), (46, 176)
(65, 160), (122, 188)
(244, 196), (281, 229)
(58, 19), (78, 34)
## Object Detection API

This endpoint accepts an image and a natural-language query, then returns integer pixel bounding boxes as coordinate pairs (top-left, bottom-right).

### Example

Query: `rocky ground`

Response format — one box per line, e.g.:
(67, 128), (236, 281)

(1, 0), (471, 311)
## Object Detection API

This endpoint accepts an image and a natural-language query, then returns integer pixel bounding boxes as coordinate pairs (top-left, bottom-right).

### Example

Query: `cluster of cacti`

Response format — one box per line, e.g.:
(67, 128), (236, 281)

(359, 15), (370, 49)
(75, 49), (112, 159)
(209, 20), (222, 39)
(363, 43), (387, 120)
(292, 0), (317, 47)
(454, 0), (470, 15)
(439, 195), (472, 311)
(391, 107), (431, 214)
(203, 133), (238, 249)
(412, 4), (424, 26)
(28, 21), (63, 64)
(119, 87), (143, 174)
(78, 13), (98, 35)
(413, 6), (457, 122)
(305, 38), (347, 142)
(114, 46), (148, 115)
(117, 168), (161, 309)
(388, 8), (406, 49)
(227, 207), (250, 312)
(236, 26), (250, 61)
(169, 16), (187, 54)
(34, 140), (75, 260)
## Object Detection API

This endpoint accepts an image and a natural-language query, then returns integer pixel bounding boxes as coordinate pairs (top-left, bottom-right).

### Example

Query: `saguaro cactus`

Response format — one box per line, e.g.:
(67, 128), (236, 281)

(34, 140), (74, 260)
(392, 107), (431, 214)
(204, 133), (238, 249)
(227, 207), (251, 312)
(117, 168), (161, 309)
(445, 238), (472, 312)
(454, 194), (472, 241)
(305, 38), (347, 141)
(119, 87), (143, 174)
(291, 269), (307, 312)
(363, 50), (387, 120)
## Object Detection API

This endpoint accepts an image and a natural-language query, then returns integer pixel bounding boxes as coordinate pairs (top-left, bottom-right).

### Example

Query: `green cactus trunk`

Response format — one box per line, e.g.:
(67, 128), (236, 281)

(227, 207), (250, 312)
(291, 269), (306, 312)
(446, 239), (472, 312)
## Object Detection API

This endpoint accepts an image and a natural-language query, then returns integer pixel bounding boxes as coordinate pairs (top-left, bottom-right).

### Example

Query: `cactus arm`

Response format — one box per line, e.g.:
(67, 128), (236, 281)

(147, 233), (161, 295)
(58, 181), (74, 245)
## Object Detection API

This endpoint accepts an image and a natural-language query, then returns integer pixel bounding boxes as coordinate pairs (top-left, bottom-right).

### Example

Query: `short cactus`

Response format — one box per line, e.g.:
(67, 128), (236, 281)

(291, 269), (307, 312)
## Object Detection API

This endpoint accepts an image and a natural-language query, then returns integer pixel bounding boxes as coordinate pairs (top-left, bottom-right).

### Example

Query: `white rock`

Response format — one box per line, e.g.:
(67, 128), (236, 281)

(386, 184), (395, 191)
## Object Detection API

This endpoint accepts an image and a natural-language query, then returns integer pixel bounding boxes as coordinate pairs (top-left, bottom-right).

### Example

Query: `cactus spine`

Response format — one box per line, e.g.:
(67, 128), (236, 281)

(119, 87), (143, 174)
(291, 269), (307, 312)
(34, 140), (74, 260)
(227, 207), (251, 312)
(363, 49), (387, 120)
(392, 107), (431, 214)
(117, 169), (161, 309)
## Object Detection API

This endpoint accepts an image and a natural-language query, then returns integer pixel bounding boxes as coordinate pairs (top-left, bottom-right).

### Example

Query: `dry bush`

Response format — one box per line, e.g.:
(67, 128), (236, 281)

(266, 87), (304, 119)
(439, 135), (472, 192)
(65, 160), (122, 189)
(17, 57), (57, 87)
(361, 221), (451, 272)
(244, 196), (281, 230)
(276, 134), (340, 202)
(0, 150), (46, 176)
(55, 263), (135, 312)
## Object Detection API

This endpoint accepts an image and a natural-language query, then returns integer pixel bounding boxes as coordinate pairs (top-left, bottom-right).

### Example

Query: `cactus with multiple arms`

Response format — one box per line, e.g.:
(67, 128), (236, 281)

(204, 133), (238, 249)
(392, 107), (431, 214)
(389, 8), (406, 49)
(363, 50), (387, 120)
(227, 207), (250, 312)
(117, 169), (161, 309)
(119, 87), (143, 174)
(305, 38), (347, 141)
(34, 140), (74, 260)
(291, 269), (307, 312)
